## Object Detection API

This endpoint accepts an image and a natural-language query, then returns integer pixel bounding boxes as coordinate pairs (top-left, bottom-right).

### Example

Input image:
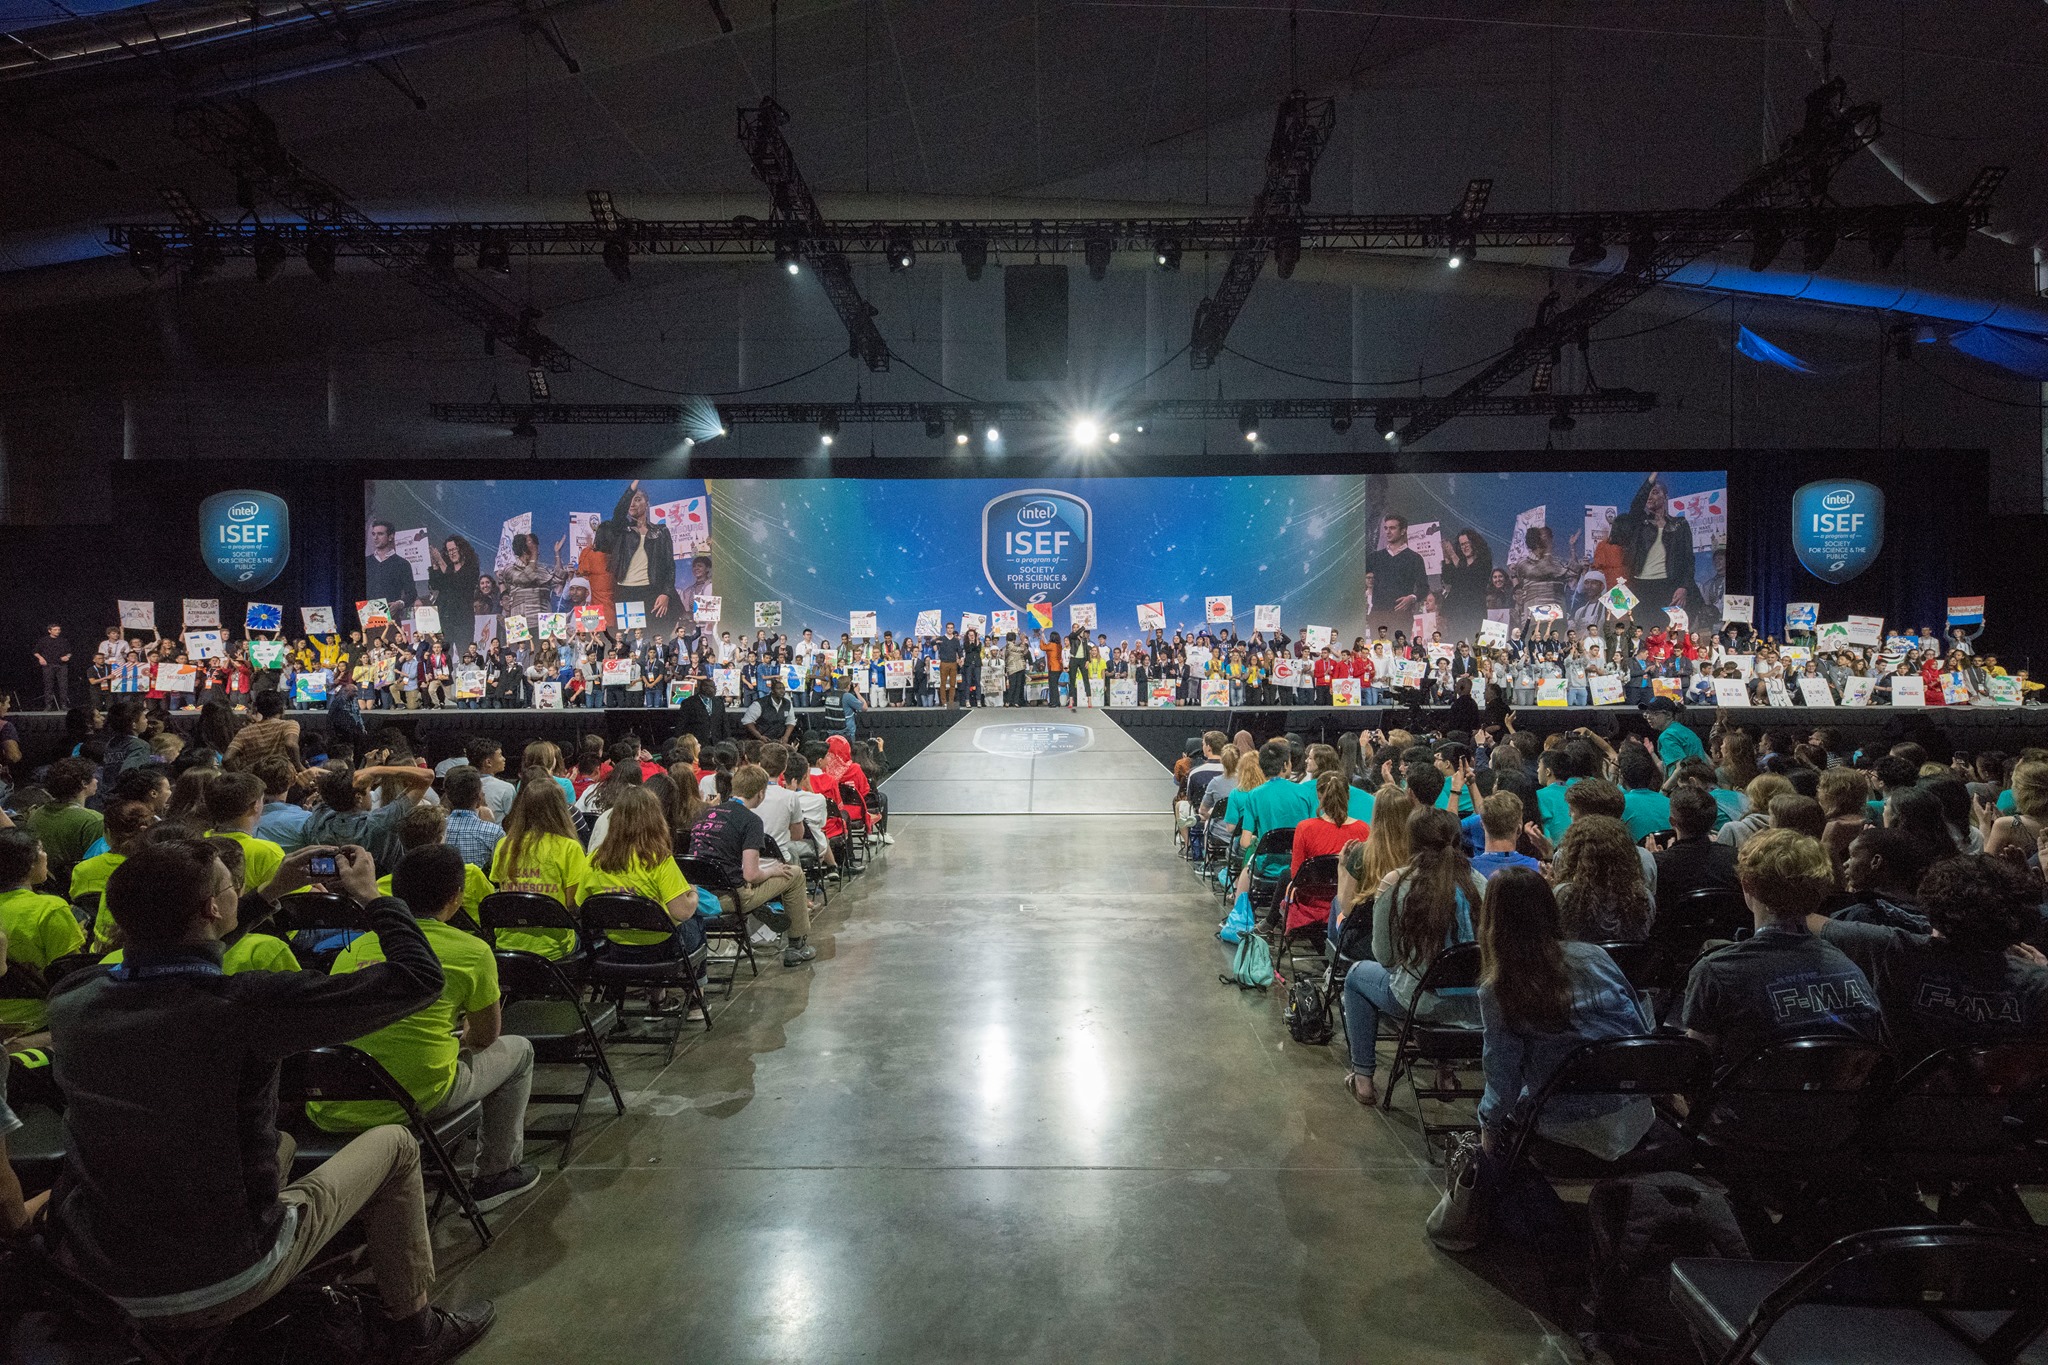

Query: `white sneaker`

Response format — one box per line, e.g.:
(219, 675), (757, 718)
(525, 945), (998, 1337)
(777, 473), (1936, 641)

(706, 939), (740, 959)
(881, 832), (896, 845)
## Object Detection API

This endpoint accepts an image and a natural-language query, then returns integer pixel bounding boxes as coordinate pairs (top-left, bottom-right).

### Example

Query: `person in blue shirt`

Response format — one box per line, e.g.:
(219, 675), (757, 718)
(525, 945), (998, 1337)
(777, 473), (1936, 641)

(1471, 791), (1542, 879)
(1534, 746), (1590, 845)
(1616, 744), (1672, 842)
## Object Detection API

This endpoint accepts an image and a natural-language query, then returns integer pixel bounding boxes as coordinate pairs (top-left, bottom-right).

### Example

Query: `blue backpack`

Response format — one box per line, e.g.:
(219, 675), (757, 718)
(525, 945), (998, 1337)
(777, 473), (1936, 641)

(1222, 932), (1275, 990)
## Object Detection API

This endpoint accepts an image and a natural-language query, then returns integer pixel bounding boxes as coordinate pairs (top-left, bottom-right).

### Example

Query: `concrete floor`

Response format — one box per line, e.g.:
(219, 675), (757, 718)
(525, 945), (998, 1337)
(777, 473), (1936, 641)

(439, 813), (1575, 1365)
(880, 706), (1179, 815)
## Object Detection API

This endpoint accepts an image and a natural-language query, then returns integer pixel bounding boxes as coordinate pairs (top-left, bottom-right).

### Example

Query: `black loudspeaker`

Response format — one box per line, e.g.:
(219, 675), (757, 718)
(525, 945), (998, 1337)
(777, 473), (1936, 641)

(1004, 264), (1069, 381)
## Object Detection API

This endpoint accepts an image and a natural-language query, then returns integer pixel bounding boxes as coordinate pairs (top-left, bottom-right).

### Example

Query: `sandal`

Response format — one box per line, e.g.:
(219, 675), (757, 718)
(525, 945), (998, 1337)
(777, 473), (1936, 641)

(1344, 1072), (1377, 1107)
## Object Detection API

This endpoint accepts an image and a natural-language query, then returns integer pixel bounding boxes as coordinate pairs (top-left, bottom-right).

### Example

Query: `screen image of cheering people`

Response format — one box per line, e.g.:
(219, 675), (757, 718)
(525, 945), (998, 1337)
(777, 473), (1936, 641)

(367, 469), (1724, 646)
(363, 477), (714, 646)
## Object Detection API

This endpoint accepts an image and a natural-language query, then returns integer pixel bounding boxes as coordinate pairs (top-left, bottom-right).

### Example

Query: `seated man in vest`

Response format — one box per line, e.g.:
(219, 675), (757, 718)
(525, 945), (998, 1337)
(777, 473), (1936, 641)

(312, 845), (537, 1213)
(47, 838), (493, 1359)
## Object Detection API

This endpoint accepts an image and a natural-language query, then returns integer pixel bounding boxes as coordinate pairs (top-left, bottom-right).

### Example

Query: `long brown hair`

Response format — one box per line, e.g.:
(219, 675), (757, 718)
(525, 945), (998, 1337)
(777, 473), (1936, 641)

(1362, 784), (1416, 886)
(502, 776), (577, 865)
(666, 761), (708, 835)
(1315, 771), (1349, 824)
(1480, 867), (1573, 1033)
(591, 786), (673, 873)
(1235, 751), (1266, 792)
(1554, 814), (1652, 940)
(1390, 807), (1474, 968)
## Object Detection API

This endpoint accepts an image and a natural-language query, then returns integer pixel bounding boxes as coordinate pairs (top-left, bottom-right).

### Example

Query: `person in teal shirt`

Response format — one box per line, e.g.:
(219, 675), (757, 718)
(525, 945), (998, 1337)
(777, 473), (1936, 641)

(1534, 747), (1591, 845)
(1617, 745), (1672, 841)
(1234, 742), (1315, 884)
(1642, 698), (1704, 766)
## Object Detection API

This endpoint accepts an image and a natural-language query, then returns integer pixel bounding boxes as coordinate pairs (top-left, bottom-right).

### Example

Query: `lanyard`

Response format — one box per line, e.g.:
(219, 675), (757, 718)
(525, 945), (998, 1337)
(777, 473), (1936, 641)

(108, 959), (223, 983)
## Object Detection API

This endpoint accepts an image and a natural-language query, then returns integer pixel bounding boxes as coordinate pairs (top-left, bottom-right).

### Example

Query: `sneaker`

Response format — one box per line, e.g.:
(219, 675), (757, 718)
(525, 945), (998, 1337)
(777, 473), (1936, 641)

(685, 1004), (708, 1022)
(880, 832), (895, 846)
(782, 938), (817, 966)
(706, 939), (740, 959)
(471, 1165), (541, 1212)
(389, 1303), (495, 1364)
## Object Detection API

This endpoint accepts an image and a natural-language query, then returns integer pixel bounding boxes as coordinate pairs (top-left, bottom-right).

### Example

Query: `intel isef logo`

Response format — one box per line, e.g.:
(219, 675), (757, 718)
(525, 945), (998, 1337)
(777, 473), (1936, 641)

(982, 488), (1092, 611)
(1791, 479), (1883, 585)
(199, 488), (291, 590)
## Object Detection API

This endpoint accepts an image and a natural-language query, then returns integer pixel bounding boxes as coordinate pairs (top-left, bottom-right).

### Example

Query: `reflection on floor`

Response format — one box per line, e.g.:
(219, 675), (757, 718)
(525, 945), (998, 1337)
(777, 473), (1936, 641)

(439, 813), (1568, 1364)
(879, 706), (1177, 815)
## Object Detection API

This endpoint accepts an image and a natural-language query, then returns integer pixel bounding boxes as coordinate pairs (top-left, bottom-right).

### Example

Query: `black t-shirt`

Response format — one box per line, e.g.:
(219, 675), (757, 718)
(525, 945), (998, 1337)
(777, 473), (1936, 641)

(690, 799), (766, 886)
(933, 636), (962, 664)
(39, 636), (71, 666)
(1819, 919), (2048, 1068)
(1366, 547), (1429, 612)
(1681, 927), (1882, 1067)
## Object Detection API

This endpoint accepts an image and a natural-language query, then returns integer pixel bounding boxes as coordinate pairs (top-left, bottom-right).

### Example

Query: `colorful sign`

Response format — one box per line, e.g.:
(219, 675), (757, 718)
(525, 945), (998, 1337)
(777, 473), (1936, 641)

(245, 603), (283, 633)
(1136, 602), (1166, 633)
(755, 600), (783, 629)
(118, 600), (155, 631)
(1205, 595), (1233, 624)
(1947, 596), (1985, 627)
(850, 610), (878, 639)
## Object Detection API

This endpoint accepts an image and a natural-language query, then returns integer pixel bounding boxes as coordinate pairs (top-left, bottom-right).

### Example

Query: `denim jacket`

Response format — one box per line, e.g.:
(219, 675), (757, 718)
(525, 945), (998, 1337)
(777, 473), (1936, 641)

(1478, 941), (1652, 1155)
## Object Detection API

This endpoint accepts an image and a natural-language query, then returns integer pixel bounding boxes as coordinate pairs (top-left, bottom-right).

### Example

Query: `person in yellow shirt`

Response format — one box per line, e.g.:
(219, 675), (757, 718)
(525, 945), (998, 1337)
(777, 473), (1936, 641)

(376, 805), (494, 920)
(101, 835), (300, 975)
(0, 831), (85, 1036)
(202, 772), (285, 897)
(70, 799), (159, 948)
(487, 779), (587, 959)
(577, 787), (699, 952)
(311, 845), (539, 1212)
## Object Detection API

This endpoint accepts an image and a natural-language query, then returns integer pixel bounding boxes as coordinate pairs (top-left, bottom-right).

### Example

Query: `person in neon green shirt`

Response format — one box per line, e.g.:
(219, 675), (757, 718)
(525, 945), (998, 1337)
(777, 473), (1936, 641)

(102, 834), (301, 974)
(575, 787), (700, 953)
(202, 772), (286, 897)
(487, 780), (587, 959)
(0, 831), (85, 1034)
(311, 845), (538, 1212)
(70, 798), (161, 948)
(376, 804), (495, 922)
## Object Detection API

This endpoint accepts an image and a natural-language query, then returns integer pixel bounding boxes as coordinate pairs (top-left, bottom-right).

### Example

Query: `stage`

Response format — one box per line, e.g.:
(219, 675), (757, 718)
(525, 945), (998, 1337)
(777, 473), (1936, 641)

(8, 700), (2042, 777)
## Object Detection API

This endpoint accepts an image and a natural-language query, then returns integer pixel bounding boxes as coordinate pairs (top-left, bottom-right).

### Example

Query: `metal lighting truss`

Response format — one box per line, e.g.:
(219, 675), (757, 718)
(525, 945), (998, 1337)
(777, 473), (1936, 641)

(738, 95), (891, 372)
(169, 96), (572, 369)
(430, 389), (1657, 431)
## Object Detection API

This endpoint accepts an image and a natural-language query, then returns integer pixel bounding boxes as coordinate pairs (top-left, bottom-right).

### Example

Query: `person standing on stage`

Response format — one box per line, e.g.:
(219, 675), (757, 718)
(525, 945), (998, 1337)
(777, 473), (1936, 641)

(934, 621), (963, 708)
(1040, 629), (1064, 709)
(1065, 624), (1093, 710)
(427, 535), (481, 656)
(1366, 514), (1431, 633)
(961, 627), (984, 707)
(364, 520), (419, 613)
(1606, 474), (1697, 628)
(35, 623), (72, 710)
(600, 480), (676, 630)
(1002, 633), (1029, 708)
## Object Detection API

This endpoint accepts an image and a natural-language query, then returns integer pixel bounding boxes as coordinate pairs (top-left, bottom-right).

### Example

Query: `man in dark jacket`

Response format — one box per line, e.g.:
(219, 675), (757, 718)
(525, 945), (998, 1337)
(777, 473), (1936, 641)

(48, 837), (492, 1360)
(1606, 475), (1698, 627)
(678, 676), (731, 746)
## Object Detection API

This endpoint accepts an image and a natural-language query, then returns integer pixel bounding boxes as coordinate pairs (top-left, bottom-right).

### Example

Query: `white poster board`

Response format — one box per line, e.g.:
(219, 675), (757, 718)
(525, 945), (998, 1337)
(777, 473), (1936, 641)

(411, 604), (442, 636)
(182, 598), (220, 629)
(1205, 596), (1233, 625)
(1253, 604), (1281, 633)
(1838, 676), (1876, 707)
(991, 609), (1018, 639)
(915, 609), (942, 637)
(1798, 676), (1835, 707)
(301, 606), (337, 635)
(754, 600), (783, 629)
(534, 681), (564, 710)
(1721, 594), (1754, 625)
(850, 611), (878, 639)
(1109, 679), (1138, 707)
(183, 630), (225, 660)
(1303, 625), (1334, 651)
(1199, 679), (1231, 707)
(1889, 675), (1925, 707)
(1845, 615), (1885, 648)
(1330, 678), (1362, 706)
(1136, 602), (1166, 632)
(395, 527), (431, 583)
(1713, 677), (1752, 707)
(118, 600), (155, 631)
(1536, 678), (1568, 707)
(1764, 678), (1794, 707)
(1068, 603), (1096, 631)
(1479, 619), (1510, 648)
(494, 512), (532, 573)
(1588, 674), (1626, 706)
(1506, 506), (1547, 566)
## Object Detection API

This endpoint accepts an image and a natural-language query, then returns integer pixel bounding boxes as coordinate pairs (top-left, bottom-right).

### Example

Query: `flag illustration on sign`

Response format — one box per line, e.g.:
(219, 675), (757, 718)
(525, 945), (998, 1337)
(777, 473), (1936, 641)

(1026, 602), (1053, 630)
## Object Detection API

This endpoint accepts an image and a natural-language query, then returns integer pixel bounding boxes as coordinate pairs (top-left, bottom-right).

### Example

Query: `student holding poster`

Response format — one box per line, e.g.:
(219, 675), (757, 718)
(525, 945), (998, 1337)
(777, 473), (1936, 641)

(1605, 475), (1697, 626)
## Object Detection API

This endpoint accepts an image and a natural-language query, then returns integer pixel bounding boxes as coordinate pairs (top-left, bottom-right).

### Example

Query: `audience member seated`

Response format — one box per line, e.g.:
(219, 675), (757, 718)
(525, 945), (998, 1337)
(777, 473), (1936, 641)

(224, 688), (303, 772)
(1289, 772), (1369, 936)
(69, 797), (157, 920)
(101, 834), (302, 974)
(23, 757), (103, 881)
(204, 771), (288, 895)
(578, 785), (703, 955)
(1825, 826), (1932, 931)
(1812, 852), (2048, 1069)
(1470, 791), (1540, 879)
(378, 804), (496, 918)
(439, 766), (506, 870)
(0, 829), (85, 1037)
(1713, 773), (1793, 850)
(45, 837), (492, 1359)
(250, 755), (312, 848)
(778, 750), (839, 877)
(0, 932), (46, 1231)
(1552, 814), (1654, 943)
(1616, 744), (1670, 842)
(1232, 740), (1315, 891)
(692, 764), (812, 966)
(1339, 807), (1485, 1106)
(1680, 829), (1882, 1067)
(1815, 765), (1870, 873)
(312, 843), (539, 1212)
(1562, 777), (1659, 895)
(1477, 867), (1659, 1163)
(1653, 786), (1740, 918)
(487, 778), (589, 960)
(303, 762), (434, 872)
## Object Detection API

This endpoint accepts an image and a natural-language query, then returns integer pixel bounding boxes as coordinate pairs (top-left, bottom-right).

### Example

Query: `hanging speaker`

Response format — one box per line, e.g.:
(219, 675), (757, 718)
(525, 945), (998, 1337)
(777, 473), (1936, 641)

(1004, 264), (1069, 382)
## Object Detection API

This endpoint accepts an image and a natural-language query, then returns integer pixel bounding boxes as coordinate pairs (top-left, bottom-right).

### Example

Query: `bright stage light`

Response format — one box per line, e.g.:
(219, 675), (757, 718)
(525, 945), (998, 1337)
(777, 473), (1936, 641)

(1071, 417), (1102, 447)
(955, 431), (970, 446)
(1107, 430), (1120, 444)
(985, 426), (1000, 442)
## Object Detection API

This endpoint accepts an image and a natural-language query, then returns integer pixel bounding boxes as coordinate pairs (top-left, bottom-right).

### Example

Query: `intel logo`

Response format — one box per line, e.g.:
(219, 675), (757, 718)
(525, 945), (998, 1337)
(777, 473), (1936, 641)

(1821, 489), (1856, 511)
(1016, 500), (1058, 527)
(228, 500), (261, 522)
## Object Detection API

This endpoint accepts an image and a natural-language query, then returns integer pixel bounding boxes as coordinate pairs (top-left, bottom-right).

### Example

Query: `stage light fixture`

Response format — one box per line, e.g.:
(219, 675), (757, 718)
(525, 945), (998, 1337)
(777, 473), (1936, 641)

(425, 233), (456, 279)
(1238, 405), (1259, 443)
(818, 411), (839, 446)
(251, 230), (287, 283)
(955, 429), (970, 446)
(1134, 423), (1145, 433)
(1567, 228), (1607, 267)
(476, 231), (512, 274)
(602, 233), (632, 283)
(985, 425), (1001, 443)
(1868, 218), (1905, 269)
(1548, 406), (1576, 434)
(887, 233), (916, 271)
(775, 232), (802, 274)
(128, 229), (167, 277)
(1374, 411), (1396, 440)
(956, 233), (988, 281)
(1154, 238), (1182, 271)
(923, 411), (944, 439)
(527, 367), (551, 401)
(1747, 216), (1785, 271)
(1329, 404), (1352, 434)
(183, 233), (223, 283)
(1107, 430), (1121, 444)
(1070, 417), (1102, 448)
(304, 236), (338, 283)
(1446, 250), (1464, 269)
(1800, 218), (1837, 272)
(1272, 225), (1301, 279)
(1084, 236), (1112, 281)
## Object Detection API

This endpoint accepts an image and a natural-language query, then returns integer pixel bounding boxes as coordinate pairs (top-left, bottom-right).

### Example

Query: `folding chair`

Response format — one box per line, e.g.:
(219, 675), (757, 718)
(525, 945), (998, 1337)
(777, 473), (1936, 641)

(1594, 939), (1664, 1013)
(1496, 1034), (1714, 1181)
(674, 853), (758, 988)
(1866, 1040), (2048, 1228)
(277, 1045), (492, 1247)
(581, 891), (713, 1063)
(274, 891), (370, 974)
(477, 890), (589, 980)
(1379, 942), (1486, 1152)
(494, 948), (624, 1169)
(1670, 1225), (2048, 1365)
(838, 782), (873, 871)
(1275, 853), (1339, 971)
(1687, 1036), (1891, 1184)
(1242, 827), (1295, 920)
(1645, 887), (1751, 1022)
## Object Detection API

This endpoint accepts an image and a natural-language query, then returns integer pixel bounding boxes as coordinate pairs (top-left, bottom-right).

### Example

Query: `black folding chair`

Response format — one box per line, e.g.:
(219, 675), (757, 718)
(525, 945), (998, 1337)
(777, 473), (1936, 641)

(274, 891), (370, 974)
(477, 890), (589, 979)
(1379, 942), (1486, 1152)
(1242, 827), (1295, 919)
(675, 853), (757, 988)
(1497, 1034), (1715, 1180)
(581, 891), (712, 1063)
(6, 1052), (65, 1195)
(1594, 939), (1664, 1012)
(838, 782), (872, 872)
(1866, 1040), (2048, 1227)
(277, 1045), (492, 1247)
(1645, 887), (1751, 1021)
(1688, 1036), (1892, 1180)
(1275, 853), (1339, 969)
(1670, 1225), (2048, 1365)
(494, 949), (625, 1169)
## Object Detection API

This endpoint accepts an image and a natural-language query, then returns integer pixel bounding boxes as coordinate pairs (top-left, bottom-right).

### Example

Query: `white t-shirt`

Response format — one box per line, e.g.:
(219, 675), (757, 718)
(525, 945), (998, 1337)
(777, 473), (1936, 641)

(753, 783), (805, 859)
(97, 637), (127, 665)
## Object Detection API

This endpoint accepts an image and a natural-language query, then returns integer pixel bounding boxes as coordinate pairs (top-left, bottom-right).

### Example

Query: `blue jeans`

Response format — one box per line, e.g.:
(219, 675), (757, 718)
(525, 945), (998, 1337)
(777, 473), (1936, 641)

(1567, 686), (1588, 705)
(1343, 959), (1404, 1076)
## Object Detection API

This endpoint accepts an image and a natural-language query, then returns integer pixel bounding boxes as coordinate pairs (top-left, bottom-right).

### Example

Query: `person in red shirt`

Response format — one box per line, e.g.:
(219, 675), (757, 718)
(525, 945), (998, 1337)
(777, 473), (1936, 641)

(1311, 650), (1336, 706)
(1288, 772), (1370, 936)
